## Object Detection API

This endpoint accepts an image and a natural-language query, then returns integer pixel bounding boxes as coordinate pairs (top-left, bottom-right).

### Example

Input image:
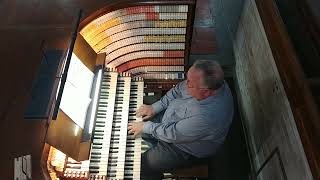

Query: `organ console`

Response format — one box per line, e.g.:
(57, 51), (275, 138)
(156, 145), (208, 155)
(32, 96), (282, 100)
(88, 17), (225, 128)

(89, 69), (146, 180)
(81, 3), (196, 177)
(45, 1), (196, 179)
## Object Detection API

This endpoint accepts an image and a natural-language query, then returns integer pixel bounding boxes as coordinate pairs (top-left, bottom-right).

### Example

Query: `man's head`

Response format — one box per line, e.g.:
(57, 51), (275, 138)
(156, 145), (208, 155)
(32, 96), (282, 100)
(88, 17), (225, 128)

(186, 60), (224, 100)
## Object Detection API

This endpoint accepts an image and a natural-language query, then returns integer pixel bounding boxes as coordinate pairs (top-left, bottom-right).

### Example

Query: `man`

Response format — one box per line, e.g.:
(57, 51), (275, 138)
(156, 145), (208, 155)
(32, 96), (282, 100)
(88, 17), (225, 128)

(128, 60), (234, 179)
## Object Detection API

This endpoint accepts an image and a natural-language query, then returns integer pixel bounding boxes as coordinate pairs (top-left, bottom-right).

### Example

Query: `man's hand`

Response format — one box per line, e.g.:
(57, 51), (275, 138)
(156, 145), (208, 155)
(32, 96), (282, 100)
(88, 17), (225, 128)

(136, 104), (155, 121)
(128, 122), (144, 138)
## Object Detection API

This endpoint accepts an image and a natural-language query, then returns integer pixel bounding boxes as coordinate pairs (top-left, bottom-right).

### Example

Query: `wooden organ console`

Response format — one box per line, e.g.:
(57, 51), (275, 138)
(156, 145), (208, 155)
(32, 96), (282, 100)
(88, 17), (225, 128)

(41, 0), (320, 179)
(45, 1), (196, 180)
(80, 2), (196, 179)
(82, 2), (196, 179)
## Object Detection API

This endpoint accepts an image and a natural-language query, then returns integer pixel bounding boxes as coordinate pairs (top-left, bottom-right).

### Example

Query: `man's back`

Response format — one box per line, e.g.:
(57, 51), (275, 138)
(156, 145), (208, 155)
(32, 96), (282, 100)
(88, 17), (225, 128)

(149, 80), (234, 157)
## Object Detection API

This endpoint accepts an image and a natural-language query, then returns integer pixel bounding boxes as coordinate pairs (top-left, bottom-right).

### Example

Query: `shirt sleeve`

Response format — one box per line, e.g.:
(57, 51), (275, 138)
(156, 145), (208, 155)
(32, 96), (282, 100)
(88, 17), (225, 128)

(143, 114), (211, 143)
(151, 80), (186, 113)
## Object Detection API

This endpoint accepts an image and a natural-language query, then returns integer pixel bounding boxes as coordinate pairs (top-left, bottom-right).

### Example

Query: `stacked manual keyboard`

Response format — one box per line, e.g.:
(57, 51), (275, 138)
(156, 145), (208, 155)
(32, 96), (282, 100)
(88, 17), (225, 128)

(89, 69), (146, 180)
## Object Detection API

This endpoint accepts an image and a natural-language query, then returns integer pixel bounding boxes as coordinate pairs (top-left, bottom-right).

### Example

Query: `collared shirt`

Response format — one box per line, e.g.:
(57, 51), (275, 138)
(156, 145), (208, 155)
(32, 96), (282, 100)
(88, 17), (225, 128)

(143, 80), (234, 157)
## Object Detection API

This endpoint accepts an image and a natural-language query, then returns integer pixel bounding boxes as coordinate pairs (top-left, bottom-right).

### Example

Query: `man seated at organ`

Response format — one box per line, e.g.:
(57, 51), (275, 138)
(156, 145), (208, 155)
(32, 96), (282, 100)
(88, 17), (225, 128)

(128, 59), (234, 179)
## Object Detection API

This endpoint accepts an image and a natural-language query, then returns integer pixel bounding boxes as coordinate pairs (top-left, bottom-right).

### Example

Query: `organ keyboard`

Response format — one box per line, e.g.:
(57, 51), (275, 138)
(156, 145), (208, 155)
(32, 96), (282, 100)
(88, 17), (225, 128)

(89, 68), (145, 180)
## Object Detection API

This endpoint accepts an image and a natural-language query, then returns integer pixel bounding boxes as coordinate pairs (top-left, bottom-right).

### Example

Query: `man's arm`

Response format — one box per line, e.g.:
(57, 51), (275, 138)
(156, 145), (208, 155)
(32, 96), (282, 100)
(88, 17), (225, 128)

(142, 114), (212, 143)
(151, 80), (186, 114)
(136, 81), (186, 120)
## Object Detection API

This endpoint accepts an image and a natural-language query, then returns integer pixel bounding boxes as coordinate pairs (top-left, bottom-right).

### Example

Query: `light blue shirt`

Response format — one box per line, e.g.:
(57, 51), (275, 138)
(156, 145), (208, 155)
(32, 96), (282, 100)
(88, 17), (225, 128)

(143, 80), (234, 157)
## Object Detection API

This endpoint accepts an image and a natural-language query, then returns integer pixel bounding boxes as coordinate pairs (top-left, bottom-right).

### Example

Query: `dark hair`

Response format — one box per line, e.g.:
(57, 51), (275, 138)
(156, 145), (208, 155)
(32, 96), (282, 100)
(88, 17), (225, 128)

(193, 60), (224, 90)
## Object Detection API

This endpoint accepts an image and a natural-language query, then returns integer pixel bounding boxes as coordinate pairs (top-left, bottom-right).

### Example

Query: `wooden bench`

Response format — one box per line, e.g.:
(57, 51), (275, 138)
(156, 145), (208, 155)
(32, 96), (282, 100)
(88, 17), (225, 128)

(166, 157), (210, 179)
(171, 164), (209, 179)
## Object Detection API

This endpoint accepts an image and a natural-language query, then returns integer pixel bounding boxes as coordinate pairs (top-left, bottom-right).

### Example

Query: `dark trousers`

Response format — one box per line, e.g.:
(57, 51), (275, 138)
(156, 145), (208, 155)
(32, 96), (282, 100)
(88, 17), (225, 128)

(140, 113), (203, 180)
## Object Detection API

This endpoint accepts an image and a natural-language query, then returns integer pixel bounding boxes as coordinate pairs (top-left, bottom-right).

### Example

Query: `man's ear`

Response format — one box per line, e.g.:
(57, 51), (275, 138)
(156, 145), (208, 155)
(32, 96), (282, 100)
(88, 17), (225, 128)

(206, 89), (216, 97)
(203, 89), (212, 97)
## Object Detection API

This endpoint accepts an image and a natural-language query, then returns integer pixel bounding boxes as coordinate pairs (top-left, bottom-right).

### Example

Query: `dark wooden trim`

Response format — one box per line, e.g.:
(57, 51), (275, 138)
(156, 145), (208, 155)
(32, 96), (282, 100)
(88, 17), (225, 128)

(294, 0), (320, 54)
(40, 143), (51, 180)
(144, 79), (182, 91)
(185, 0), (197, 70)
(52, 9), (83, 120)
(255, 0), (320, 178)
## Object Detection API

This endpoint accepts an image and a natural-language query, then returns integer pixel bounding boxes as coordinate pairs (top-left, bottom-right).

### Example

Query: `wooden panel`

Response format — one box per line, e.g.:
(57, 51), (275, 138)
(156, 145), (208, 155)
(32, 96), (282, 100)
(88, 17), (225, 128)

(298, 0), (320, 56)
(73, 34), (97, 72)
(272, 0), (320, 78)
(254, 0), (320, 178)
(190, 27), (217, 54)
(257, 149), (286, 180)
(234, 0), (313, 179)
(95, 52), (106, 66)
(78, 141), (91, 161)
(46, 110), (89, 161)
